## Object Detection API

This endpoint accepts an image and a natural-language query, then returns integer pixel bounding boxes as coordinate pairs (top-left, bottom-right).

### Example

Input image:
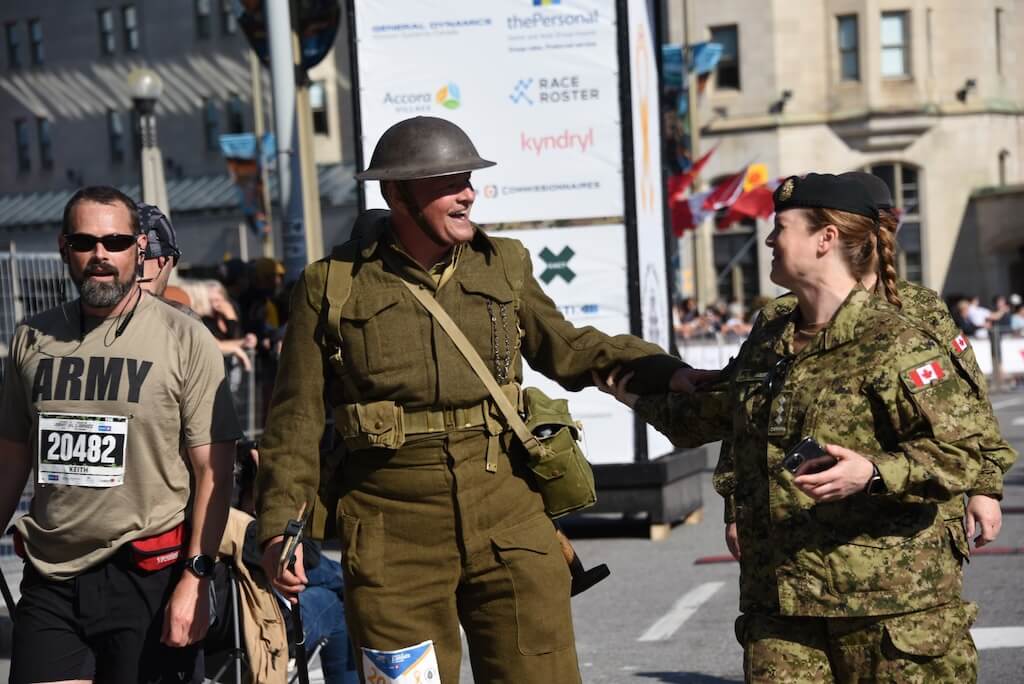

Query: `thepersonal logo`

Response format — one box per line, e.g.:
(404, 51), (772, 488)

(436, 82), (461, 110)
(533, 0), (561, 5)
(508, 8), (597, 30)
(520, 128), (594, 156)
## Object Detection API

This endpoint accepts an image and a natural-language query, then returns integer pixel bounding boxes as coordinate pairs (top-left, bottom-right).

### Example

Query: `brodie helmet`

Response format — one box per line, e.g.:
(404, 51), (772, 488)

(355, 117), (495, 181)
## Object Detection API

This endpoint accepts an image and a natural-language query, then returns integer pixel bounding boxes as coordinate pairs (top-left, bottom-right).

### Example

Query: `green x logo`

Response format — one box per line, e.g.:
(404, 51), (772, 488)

(539, 246), (576, 284)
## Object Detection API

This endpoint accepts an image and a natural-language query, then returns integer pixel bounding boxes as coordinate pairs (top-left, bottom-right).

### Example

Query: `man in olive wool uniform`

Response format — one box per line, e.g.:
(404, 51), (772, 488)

(256, 116), (689, 682)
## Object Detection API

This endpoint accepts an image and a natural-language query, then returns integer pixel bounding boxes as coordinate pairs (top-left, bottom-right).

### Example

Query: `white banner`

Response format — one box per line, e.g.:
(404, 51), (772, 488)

(497, 224), (637, 465)
(627, 0), (673, 458)
(353, 0), (623, 223)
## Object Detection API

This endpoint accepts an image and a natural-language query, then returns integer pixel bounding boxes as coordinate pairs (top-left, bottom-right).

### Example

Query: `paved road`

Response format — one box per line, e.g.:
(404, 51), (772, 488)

(3, 394), (1023, 682)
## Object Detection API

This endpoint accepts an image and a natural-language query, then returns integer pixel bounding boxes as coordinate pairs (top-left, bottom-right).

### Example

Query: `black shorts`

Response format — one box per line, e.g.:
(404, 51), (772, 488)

(10, 553), (202, 684)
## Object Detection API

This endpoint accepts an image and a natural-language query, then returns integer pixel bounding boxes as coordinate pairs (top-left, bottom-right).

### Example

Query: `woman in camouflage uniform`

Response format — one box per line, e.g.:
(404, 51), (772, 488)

(606, 173), (982, 682)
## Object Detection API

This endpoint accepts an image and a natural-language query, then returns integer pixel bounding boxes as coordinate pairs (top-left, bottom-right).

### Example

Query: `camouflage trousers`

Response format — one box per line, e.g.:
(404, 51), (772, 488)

(736, 601), (978, 683)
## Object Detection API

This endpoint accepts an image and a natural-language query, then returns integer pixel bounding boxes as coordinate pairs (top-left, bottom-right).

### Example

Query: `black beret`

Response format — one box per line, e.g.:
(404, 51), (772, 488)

(839, 171), (893, 211)
(773, 173), (879, 220)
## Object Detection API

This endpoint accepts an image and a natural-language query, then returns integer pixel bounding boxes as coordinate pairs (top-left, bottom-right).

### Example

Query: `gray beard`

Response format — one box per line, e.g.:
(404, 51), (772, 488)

(78, 275), (134, 308)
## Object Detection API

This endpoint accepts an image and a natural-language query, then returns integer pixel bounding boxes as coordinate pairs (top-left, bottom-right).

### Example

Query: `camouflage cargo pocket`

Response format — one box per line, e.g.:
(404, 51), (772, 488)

(883, 602), (978, 657)
(825, 522), (956, 596)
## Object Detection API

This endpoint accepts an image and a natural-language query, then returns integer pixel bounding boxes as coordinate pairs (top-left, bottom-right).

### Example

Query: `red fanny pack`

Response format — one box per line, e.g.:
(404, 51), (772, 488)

(129, 523), (186, 571)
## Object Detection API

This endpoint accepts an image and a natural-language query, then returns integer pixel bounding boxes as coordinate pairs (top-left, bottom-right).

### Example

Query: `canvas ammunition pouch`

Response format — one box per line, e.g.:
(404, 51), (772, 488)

(519, 387), (596, 518)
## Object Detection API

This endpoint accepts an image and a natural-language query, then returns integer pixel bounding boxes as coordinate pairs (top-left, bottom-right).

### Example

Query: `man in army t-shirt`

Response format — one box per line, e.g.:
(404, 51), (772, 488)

(0, 186), (242, 683)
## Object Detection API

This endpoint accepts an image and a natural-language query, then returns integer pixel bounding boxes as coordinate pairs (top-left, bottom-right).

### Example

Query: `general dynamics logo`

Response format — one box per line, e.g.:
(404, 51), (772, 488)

(383, 83), (461, 113)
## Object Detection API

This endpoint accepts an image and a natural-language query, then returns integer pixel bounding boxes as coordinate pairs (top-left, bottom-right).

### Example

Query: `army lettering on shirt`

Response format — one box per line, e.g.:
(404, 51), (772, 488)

(31, 356), (153, 403)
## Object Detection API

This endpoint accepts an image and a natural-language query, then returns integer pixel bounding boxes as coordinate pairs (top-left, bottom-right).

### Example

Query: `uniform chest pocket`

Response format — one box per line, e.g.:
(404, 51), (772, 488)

(733, 374), (771, 435)
(341, 288), (416, 375)
(457, 276), (520, 384)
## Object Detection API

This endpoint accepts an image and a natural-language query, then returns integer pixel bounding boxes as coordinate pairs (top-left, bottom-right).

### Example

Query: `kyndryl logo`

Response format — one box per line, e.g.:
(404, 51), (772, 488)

(520, 128), (594, 156)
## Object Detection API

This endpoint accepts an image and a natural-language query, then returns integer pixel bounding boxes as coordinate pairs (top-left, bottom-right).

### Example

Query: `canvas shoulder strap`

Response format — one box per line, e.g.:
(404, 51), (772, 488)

(400, 280), (543, 458)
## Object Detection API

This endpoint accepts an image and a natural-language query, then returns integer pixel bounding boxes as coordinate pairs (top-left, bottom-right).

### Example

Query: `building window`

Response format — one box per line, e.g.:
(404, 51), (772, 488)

(995, 8), (1004, 76)
(98, 9), (116, 55)
(710, 25), (740, 90)
(28, 19), (43, 65)
(203, 98), (220, 151)
(108, 110), (125, 162)
(226, 93), (244, 133)
(837, 15), (859, 81)
(869, 162), (923, 283)
(221, 0), (237, 35)
(310, 81), (329, 135)
(37, 117), (52, 170)
(123, 5), (139, 52)
(880, 11), (910, 77)
(196, 0), (212, 39)
(5, 22), (22, 69)
(14, 118), (31, 173)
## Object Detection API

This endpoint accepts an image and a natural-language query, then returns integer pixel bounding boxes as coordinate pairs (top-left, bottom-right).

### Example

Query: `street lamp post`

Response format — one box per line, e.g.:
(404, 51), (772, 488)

(128, 67), (170, 216)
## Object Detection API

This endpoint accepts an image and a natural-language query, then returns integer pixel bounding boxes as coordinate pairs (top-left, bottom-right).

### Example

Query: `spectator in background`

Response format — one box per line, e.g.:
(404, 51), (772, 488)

(1011, 301), (1024, 335)
(720, 300), (753, 339)
(179, 279), (256, 372)
(952, 297), (982, 337)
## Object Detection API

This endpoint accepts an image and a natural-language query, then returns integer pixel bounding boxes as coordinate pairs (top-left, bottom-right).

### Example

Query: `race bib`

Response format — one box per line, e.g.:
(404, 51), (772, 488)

(37, 413), (128, 487)
(362, 640), (440, 684)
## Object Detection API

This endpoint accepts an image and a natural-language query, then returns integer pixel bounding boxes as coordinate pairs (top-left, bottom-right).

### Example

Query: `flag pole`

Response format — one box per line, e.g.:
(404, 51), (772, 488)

(683, 0), (718, 309)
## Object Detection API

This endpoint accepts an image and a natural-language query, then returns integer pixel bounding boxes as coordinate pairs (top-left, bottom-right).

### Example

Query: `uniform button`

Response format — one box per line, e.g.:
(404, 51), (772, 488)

(374, 421), (384, 429)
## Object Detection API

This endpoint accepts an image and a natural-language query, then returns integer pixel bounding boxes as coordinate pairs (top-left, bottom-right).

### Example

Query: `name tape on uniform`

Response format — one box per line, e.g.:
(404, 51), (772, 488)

(361, 640), (440, 684)
(37, 412), (128, 487)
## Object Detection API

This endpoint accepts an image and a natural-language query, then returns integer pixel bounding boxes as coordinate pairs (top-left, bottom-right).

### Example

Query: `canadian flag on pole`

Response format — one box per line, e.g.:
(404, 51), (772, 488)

(907, 361), (945, 388)
(951, 334), (969, 355)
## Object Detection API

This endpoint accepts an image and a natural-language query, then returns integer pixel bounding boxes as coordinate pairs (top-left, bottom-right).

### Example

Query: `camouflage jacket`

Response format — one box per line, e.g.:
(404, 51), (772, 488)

(256, 215), (679, 544)
(639, 287), (983, 616)
(637, 279), (1016, 524)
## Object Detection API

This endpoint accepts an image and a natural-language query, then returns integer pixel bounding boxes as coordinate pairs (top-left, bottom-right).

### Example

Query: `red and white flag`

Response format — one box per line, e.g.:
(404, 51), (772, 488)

(907, 361), (945, 388)
(951, 334), (969, 354)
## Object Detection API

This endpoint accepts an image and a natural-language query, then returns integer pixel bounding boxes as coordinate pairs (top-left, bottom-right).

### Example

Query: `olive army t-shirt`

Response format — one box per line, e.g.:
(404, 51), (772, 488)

(0, 292), (242, 580)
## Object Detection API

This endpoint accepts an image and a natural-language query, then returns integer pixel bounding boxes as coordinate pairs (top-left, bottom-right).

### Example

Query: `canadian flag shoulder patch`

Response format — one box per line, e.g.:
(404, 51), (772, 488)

(951, 333), (969, 356)
(903, 358), (948, 391)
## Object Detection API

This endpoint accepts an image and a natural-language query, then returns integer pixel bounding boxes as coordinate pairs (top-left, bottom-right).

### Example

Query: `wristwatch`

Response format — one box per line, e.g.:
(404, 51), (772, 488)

(184, 553), (216, 578)
(865, 464), (887, 496)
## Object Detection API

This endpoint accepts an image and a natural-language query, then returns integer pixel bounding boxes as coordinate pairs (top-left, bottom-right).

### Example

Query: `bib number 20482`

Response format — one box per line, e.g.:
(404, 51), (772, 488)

(37, 413), (128, 488)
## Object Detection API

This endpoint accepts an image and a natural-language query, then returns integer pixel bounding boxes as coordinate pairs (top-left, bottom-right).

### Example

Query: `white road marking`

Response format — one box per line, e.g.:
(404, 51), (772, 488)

(971, 626), (1024, 650)
(638, 581), (725, 642)
(991, 397), (1024, 411)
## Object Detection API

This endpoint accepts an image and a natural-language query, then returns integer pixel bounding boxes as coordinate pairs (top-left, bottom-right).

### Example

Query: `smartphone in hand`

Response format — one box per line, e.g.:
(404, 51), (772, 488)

(782, 437), (837, 476)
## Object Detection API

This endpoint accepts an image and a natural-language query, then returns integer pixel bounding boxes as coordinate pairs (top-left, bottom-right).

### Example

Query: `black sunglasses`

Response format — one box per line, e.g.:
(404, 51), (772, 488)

(64, 233), (139, 253)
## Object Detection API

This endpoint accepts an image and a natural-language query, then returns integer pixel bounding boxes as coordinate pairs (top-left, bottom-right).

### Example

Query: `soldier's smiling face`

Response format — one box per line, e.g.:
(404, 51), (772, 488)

(404, 172), (476, 245)
(766, 208), (819, 288)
